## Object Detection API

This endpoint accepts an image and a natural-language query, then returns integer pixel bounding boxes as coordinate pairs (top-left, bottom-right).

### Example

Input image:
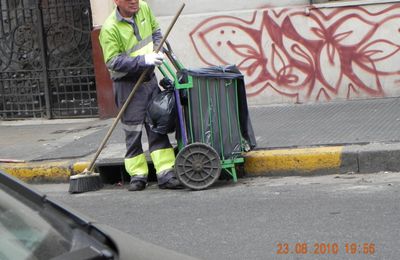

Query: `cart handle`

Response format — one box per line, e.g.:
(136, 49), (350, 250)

(163, 40), (185, 71)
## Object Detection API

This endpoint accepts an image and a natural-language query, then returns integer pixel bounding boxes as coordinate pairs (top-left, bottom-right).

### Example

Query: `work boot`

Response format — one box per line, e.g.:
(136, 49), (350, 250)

(159, 177), (184, 189)
(128, 180), (146, 191)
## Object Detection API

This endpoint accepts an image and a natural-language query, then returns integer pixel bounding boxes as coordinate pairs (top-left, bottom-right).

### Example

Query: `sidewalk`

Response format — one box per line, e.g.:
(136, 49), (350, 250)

(1, 97), (400, 183)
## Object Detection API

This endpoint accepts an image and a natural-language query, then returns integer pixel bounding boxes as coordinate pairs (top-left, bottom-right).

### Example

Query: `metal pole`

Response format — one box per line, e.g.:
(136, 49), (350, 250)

(36, 1), (52, 118)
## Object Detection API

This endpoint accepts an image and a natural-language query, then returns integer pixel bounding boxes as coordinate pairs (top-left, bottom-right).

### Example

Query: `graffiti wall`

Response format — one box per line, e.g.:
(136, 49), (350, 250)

(187, 3), (400, 104)
(90, 1), (400, 106)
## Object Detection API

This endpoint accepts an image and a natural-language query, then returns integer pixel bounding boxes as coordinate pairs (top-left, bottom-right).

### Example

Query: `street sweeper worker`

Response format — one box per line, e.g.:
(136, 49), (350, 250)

(99, 0), (182, 191)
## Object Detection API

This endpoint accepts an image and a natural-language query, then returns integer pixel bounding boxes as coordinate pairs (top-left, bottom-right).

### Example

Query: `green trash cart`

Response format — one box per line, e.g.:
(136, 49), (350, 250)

(158, 44), (256, 190)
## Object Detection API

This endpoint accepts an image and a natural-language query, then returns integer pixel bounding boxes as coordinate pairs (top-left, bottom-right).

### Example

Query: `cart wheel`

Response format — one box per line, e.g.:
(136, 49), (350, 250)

(175, 143), (221, 190)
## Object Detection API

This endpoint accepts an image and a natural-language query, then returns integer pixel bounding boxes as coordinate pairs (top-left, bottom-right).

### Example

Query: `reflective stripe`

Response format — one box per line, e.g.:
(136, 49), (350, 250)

(125, 35), (153, 56)
(109, 70), (128, 80)
(122, 123), (143, 132)
(125, 153), (148, 176)
(127, 39), (153, 57)
(150, 148), (175, 174)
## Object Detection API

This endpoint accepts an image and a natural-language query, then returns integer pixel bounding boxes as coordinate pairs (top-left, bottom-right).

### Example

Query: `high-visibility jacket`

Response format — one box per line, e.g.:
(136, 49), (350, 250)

(99, 1), (161, 80)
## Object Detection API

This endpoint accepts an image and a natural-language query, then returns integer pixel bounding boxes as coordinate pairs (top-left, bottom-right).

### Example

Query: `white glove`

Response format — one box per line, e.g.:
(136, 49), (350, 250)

(144, 52), (164, 66)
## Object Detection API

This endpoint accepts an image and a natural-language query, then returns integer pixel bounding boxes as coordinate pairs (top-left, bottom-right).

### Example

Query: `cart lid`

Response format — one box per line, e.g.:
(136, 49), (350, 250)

(183, 65), (243, 79)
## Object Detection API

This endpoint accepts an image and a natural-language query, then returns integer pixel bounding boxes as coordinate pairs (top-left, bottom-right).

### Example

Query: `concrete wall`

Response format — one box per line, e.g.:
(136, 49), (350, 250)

(146, 0), (307, 16)
(90, 0), (308, 24)
(90, 0), (115, 27)
(91, 0), (400, 106)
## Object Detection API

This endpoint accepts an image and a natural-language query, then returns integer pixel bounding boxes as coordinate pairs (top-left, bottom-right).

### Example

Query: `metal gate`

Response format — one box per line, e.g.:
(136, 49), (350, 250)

(0, 0), (98, 119)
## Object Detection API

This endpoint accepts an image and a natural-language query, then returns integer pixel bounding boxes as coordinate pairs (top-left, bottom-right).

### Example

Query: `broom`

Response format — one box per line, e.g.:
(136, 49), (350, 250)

(69, 3), (186, 193)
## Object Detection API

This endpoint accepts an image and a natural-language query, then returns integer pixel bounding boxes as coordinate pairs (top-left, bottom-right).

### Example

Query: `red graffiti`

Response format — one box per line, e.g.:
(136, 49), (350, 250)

(190, 4), (400, 102)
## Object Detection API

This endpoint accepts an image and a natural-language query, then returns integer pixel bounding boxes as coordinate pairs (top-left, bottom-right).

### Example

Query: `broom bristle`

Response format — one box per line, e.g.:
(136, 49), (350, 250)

(69, 171), (103, 194)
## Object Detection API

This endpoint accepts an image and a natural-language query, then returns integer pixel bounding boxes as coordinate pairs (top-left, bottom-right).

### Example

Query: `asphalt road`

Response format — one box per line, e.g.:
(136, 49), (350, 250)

(34, 172), (400, 260)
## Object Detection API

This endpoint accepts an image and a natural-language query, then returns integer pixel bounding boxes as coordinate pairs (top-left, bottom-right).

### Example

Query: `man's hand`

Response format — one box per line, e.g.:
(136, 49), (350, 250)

(144, 52), (164, 66)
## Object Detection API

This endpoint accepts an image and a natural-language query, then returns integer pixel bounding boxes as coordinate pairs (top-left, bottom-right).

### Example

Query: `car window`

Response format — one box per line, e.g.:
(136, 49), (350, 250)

(0, 189), (71, 260)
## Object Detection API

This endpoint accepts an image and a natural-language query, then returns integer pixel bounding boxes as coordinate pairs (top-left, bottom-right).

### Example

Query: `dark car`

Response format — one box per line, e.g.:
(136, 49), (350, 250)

(0, 170), (197, 260)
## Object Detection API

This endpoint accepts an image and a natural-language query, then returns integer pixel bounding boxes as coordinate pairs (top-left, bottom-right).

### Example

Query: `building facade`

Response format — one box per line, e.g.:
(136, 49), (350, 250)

(2, 0), (400, 119)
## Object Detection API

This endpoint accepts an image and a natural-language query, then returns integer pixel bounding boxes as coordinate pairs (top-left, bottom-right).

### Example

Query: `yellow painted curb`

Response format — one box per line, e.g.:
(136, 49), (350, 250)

(72, 161), (90, 174)
(0, 161), (72, 182)
(0, 160), (101, 183)
(244, 146), (343, 175)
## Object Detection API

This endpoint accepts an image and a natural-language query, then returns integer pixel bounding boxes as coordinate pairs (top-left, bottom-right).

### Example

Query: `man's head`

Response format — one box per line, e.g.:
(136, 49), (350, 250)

(114, 0), (139, 18)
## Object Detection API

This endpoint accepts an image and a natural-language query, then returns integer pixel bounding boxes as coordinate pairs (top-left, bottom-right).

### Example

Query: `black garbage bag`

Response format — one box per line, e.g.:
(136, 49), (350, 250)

(146, 78), (176, 134)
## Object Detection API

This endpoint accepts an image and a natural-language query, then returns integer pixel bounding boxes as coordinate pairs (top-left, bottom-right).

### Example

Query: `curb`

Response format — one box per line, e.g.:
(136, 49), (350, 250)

(2, 143), (400, 183)
(244, 146), (345, 176)
(0, 161), (90, 183)
(243, 143), (400, 177)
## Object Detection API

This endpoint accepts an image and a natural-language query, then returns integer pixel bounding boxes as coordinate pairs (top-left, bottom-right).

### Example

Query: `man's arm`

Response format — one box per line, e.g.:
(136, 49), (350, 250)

(152, 28), (162, 51)
(99, 28), (147, 76)
(100, 29), (162, 79)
